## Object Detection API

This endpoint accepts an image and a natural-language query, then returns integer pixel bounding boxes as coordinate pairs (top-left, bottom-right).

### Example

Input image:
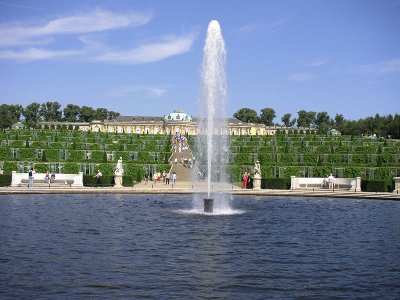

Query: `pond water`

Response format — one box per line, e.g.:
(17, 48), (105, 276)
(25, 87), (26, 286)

(1, 194), (399, 299)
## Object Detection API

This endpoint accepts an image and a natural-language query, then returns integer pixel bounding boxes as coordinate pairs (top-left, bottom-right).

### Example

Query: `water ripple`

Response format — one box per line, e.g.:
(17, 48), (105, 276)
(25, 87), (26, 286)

(0, 194), (399, 299)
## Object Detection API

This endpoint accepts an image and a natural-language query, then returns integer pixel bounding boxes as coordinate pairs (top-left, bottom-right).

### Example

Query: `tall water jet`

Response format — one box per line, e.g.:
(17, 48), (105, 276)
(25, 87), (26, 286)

(194, 20), (230, 213)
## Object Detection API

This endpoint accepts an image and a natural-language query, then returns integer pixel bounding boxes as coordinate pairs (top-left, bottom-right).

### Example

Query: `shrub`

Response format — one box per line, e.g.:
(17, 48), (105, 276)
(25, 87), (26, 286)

(261, 178), (291, 189)
(361, 179), (393, 192)
(0, 174), (12, 186)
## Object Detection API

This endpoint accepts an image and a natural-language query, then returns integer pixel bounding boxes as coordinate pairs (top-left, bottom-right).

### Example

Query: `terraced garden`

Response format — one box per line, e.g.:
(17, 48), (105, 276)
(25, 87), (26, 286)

(1, 129), (399, 191)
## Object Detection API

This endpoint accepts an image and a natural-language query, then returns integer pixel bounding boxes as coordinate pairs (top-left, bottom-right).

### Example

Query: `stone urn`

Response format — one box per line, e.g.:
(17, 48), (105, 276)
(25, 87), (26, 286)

(253, 173), (262, 190)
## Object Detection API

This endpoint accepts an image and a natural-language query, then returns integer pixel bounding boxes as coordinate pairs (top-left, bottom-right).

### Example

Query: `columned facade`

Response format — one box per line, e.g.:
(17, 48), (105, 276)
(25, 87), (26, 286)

(41, 109), (317, 136)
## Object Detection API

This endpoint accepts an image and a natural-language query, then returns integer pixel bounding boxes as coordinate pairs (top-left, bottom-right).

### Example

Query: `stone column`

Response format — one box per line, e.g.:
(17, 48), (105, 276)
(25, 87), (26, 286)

(394, 177), (400, 193)
(290, 176), (296, 190)
(356, 177), (362, 192)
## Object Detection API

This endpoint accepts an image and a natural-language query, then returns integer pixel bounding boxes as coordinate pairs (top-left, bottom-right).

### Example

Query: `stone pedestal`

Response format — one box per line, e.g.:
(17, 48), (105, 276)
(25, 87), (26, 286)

(253, 173), (261, 190)
(204, 198), (214, 213)
(114, 174), (123, 188)
(394, 177), (400, 193)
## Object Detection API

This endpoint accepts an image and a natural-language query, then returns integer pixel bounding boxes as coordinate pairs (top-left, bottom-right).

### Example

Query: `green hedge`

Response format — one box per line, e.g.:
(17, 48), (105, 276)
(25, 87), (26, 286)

(83, 175), (135, 187)
(261, 178), (291, 189)
(361, 179), (393, 192)
(0, 174), (12, 186)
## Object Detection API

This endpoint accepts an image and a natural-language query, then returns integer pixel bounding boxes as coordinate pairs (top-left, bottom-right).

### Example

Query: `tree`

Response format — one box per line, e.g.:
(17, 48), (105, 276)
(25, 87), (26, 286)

(107, 110), (120, 120)
(334, 114), (345, 132)
(296, 110), (316, 128)
(40, 101), (62, 121)
(63, 104), (81, 122)
(0, 105), (14, 129)
(315, 112), (331, 134)
(8, 104), (23, 123)
(79, 106), (96, 122)
(259, 108), (276, 126)
(281, 113), (296, 127)
(95, 108), (109, 120)
(23, 102), (41, 128)
(281, 113), (291, 127)
(233, 108), (259, 123)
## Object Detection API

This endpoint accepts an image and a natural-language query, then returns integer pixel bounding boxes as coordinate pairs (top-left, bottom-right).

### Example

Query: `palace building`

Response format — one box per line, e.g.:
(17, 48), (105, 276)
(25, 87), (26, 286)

(41, 109), (316, 136)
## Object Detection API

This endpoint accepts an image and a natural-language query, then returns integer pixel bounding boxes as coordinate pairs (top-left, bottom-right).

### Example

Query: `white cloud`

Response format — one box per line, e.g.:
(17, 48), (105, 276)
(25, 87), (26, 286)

(239, 23), (262, 35)
(108, 85), (169, 98)
(239, 18), (289, 36)
(96, 34), (196, 64)
(0, 8), (152, 47)
(0, 47), (85, 61)
(309, 58), (327, 67)
(266, 18), (290, 34)
(288, 73), (313, 82)
(350, 59), (400, 75)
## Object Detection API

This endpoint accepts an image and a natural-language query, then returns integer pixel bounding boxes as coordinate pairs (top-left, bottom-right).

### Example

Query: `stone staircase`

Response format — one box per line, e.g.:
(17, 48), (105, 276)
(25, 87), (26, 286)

(169, 140), (196, 182)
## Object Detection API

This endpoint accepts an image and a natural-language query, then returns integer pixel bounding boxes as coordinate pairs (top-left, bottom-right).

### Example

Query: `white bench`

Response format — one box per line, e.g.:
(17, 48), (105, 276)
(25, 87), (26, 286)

(290, 176), (361, 191)
(11, 171), (84, 187)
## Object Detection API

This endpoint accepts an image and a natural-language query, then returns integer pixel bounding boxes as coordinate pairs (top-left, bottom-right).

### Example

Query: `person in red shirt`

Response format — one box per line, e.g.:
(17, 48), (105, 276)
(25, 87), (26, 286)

(242, 172), (248, 189)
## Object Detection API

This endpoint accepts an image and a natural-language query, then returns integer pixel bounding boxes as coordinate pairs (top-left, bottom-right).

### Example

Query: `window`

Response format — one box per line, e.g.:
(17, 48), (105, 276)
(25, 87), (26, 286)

(130, 152), (138, 161)
(35, 149), (43, 159)
(11, 148), (19, 159)
(59, 149), (69, 160)
(80, 163), (97, 175)
(106, 152), (115, 161)
(50, 163), (64, 174)
(84, 151), (92, 160)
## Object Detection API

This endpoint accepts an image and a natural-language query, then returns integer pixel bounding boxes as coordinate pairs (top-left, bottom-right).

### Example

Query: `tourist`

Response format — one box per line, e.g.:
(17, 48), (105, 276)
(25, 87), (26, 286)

(144, 172), (149, 184)
(44, 170), (50, 183)
(28, 168), (35, 188)
(50, 172), (56, 183)
(94, 169), (102, 187)
(172, 172), (177, 187)
(165, 172), (170, 185)
(242, 172), (249, 189)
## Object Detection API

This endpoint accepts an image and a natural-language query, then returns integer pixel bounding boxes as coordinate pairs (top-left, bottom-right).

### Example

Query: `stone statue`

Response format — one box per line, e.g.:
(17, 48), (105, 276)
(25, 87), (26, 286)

(253, 161), (261, 176)
(114, 157), (124, 188)
(115, 157), (124, 175)
(253, 160), (261, 190)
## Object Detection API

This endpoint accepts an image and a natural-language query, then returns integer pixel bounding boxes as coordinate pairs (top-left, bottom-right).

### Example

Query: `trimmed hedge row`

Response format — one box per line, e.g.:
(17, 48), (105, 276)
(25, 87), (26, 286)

(361, 179), (394, 192)
(83, 175), (135, 187)
(261, 178), (291, 190)
(0, 174), (11, 187)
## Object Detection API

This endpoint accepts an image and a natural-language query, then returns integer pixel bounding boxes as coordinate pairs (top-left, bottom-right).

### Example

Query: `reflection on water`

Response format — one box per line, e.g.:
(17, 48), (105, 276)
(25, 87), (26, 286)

(0, 194), (399, 299)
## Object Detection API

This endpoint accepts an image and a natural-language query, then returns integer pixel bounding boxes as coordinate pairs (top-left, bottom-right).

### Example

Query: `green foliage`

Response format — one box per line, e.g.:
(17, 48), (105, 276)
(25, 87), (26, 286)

(64, 163), (80, 174)
(261, 178), (291, 189)
(0, 174), (12, 186)
(34, 163), (49, 173)
(41, 150), (47, 162)
(361, 179), (393, 192)
(83, 175), (134, 187)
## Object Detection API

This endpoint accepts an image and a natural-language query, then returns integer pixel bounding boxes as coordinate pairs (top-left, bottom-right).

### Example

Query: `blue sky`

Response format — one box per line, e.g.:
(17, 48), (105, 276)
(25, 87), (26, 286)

(0, 0), (399, 122)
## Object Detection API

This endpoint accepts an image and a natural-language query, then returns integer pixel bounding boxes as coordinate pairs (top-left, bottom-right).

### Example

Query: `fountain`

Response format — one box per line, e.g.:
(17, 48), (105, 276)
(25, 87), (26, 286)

(195, 20), (230, 213)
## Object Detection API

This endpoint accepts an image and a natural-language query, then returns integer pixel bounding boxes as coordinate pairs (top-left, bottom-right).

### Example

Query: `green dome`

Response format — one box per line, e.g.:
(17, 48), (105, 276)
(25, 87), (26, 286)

(164, 109), (192, 122)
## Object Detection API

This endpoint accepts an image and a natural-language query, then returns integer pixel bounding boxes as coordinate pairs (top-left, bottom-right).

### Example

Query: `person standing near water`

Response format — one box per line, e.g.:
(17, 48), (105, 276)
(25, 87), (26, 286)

(242, 172), (248, 189)
(165, 172), (170, 185)
(172, 172), (177, 187)
(28, 168), (35, 188)
(94, 169), (102, 187)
